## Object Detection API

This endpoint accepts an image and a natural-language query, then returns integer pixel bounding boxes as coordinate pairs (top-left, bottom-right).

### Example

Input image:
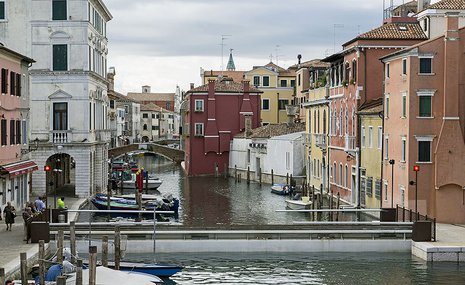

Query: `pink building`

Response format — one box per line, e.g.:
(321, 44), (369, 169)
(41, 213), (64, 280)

(323, 21), (426, 204)
(381, 13), (465, 223)
(183, 78), (261, 176)
(0, 46), (37, 210)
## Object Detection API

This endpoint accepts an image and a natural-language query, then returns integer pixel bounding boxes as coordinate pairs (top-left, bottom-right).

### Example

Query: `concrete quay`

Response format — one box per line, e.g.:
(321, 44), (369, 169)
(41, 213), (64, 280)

(0, 196), (85, 280)
(412, 223), (465, 262)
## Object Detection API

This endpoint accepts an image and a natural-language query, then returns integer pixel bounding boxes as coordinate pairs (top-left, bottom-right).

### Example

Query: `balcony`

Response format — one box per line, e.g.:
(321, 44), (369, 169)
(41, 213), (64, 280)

(344, 134), (356, 153)
(314, 134), (327, 149)
(304, 133), (312, 147)
(51, 130), (71, 144)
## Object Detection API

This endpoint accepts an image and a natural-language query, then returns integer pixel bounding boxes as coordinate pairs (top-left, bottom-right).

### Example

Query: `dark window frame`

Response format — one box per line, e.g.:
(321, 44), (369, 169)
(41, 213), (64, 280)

(53, 44), (68, 71)
(53, 102), (68, 130)
(52, 0), (67, 21)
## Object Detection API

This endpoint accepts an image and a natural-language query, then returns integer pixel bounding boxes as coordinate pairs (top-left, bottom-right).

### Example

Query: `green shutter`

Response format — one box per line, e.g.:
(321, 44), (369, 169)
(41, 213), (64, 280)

(52, 0), (67, 20)
(53, 44), (68, 71)
(419, 96), (431, 117)
(0, 2), (5, 20)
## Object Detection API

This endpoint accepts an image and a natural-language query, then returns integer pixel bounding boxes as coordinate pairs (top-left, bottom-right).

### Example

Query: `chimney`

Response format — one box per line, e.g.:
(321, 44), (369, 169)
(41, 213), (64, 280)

(417, 0), (430, 12)
(286, 105), (298, 126)
(190, 83), (195, 90)
(443, 12), (460, 118)
(244, 115), (252, 137)
(142, 85), (151, 93)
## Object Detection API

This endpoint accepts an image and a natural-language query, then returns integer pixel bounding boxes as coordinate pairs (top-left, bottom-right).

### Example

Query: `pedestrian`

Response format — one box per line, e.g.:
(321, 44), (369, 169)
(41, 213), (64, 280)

(5, 280), (13, 285)
(3, 201), (16, 231)
(57, 197), (66, 209)
(22, 206), (33, 243)
(35, 196), (46, 212)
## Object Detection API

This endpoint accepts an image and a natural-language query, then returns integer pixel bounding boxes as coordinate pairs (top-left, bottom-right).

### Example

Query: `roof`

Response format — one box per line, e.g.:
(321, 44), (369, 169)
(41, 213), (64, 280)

(288, 59), (330, 70)
(358, 99), (383, 115)
(343, 22), (427, 46)
(127, 92), (174, 102)
(427, 0), (465, 10)
(108, 90), (137, 103)
(271, 131), (305, 141)
(235, 123), (305, 139)
(203, 70), (245, 83)
(226, 51), (236, 71)
(188, 79), (262, 93)
(140, 103), (163, 112)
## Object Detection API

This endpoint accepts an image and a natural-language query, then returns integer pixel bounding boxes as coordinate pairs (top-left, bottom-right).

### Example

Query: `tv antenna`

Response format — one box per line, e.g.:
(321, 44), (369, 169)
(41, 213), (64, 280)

(220, 34), (231, 74)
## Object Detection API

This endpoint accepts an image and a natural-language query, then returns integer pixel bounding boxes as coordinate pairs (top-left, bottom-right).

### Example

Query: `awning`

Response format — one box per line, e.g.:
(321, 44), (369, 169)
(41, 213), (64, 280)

(0, 160), (39, 178)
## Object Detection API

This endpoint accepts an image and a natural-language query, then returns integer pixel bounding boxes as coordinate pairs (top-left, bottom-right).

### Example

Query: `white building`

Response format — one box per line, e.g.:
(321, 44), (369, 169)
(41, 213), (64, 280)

(229, 123), (306, 184)
(0, 0), (113, 197)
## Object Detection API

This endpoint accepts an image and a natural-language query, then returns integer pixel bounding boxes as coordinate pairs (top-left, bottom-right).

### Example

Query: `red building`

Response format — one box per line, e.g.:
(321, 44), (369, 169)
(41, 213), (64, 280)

(183, 78), (261, 176)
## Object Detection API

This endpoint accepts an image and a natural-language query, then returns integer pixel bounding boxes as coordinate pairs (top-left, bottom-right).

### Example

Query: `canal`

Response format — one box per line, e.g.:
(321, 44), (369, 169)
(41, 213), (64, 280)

(90, 154), (465, 284)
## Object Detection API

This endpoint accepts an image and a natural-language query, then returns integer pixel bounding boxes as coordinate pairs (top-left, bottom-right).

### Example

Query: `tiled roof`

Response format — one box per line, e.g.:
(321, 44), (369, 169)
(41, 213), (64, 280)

(188, 79), (262, 93)
(358, 99), (383, 115)
(289, 59), (330, 70)
(427, 0), (465, 10)
(356, 22), (427, 41)
(203, 70), (245, 83)
(235, 123), (306, 139)
(127, 92), (174, 102)
(140, 103), (163, 112)
(108, 90), (137, 103)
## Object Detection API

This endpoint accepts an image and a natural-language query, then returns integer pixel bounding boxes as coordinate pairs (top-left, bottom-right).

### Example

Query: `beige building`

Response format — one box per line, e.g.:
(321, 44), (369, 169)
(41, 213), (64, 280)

(245, 62), (296, 125)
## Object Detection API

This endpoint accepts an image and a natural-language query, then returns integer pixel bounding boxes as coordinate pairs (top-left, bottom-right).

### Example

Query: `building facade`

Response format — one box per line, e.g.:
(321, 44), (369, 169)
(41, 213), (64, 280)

(381, 13), (465, 223)
(184, 78), (261, 176)
(0, 0), (113, 197)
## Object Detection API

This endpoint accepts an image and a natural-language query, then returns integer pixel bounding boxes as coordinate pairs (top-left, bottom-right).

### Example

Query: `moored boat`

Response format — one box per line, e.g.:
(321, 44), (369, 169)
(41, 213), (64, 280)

(270, 184), (291, 195)
(91, 194), (179, 216)
(285, 195), (312, 210)
(122, 172), (163, 190)
(107, 261), (183, 277)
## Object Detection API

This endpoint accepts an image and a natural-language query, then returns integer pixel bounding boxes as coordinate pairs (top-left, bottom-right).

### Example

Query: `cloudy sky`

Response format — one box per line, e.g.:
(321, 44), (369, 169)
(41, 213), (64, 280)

(105, 0), (388, 94)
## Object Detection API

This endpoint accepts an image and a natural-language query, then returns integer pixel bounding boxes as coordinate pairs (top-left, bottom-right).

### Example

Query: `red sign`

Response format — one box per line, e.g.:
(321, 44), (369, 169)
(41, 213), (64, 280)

(413, 165), (420, 172)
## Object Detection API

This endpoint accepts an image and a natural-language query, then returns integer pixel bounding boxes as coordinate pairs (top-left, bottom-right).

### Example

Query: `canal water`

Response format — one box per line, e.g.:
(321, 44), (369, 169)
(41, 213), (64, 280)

(92, 154), (465, 284)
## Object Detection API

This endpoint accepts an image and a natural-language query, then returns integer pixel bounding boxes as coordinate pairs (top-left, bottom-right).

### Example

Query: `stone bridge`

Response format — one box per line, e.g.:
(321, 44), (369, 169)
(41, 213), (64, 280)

(108, 142), (184, 163)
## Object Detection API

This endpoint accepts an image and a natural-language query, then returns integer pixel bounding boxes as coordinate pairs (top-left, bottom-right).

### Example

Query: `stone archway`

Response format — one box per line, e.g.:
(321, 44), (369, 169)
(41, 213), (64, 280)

(45, 153), (76, 197)
(436, 184), (465, 224)
(142, 136), (150, 142)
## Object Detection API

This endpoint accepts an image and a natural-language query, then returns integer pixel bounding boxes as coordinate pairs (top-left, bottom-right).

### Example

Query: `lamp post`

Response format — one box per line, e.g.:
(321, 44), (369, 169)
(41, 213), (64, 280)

(389, 159), (395, 208)
(413, 165), (420, 214)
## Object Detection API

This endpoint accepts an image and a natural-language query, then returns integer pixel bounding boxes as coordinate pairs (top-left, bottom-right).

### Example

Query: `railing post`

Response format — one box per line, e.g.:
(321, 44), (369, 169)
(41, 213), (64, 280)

(20, 252), (27, 285)
(76, 259), (83, 285)
(89, 246), (97, 285)
(0, 268), (4, 285)
(39, 240), (45, 285)
(115, 226), (121, 270)
(70, 221), (76, 264)
(102, 235), (108, 267)
(271, 169), (274, 185)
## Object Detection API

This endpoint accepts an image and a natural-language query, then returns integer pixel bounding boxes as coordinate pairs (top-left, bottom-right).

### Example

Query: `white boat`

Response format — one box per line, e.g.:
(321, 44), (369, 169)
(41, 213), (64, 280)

(285, 196), (312, 210)
(122, 173), (162, 190)
(270, 184), (291, 195)
(65, 266), (163, 285)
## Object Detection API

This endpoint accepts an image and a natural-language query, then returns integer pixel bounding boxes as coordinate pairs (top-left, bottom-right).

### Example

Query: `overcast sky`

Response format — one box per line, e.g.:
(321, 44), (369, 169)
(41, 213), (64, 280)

(105, 0), (388, 94)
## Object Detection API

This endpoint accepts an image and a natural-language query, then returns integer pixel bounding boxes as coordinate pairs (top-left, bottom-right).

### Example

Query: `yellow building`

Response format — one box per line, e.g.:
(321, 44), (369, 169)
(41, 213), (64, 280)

(244, 62), (295, 125)
(359, 100), (383, 209)
(302, 86), (329, 192)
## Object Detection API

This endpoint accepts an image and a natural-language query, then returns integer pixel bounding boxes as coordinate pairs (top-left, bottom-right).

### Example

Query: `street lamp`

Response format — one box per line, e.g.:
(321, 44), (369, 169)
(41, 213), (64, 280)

(412, 165), (420, 214)
(389, 159), (395, 208)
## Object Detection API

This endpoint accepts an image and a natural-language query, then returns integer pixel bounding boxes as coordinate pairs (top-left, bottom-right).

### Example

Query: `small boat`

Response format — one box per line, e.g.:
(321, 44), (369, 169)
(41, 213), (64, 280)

(285, 195), (312, 210)
(65, 265), (163, 285)
(122, 173), (163, 190)
(270, 184), (291, 195)
(107, 261), (183, 277)
(91, 194), (179, 216)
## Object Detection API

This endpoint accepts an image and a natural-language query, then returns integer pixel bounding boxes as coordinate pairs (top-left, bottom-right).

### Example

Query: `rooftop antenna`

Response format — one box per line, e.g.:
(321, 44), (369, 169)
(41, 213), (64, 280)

(269, 53), (273, 62)
(220, 34), (231, 75)
(275, 45), (284, 66)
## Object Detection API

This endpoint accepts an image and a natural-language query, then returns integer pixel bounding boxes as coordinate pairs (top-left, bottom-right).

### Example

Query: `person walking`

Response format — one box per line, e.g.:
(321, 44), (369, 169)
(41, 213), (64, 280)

(57, 197), (66, 209)
(3, 201), (16, 231)
(35, 196), (46, 212)
(22, 206), (33, 243)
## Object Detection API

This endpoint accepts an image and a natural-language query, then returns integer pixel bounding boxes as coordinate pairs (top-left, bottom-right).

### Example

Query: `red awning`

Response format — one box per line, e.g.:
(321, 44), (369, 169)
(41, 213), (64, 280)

(0, 160), (39, 178)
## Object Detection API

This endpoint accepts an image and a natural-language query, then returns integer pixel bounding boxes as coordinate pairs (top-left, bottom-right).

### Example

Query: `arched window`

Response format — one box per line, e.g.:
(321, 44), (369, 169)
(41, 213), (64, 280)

(352, 109), (356, 136)
(345, 108), (349, 136)
(345, 62), (350, 82)
(339, 163), (343, 185)
(339, 107), (343, 137)
(333, 162), (337, 182)
(143, 124), (147, 131)
(313, 110), (317, 134)
(352, 60), (357, 82)
(317, 110), (320, 134)
(323, 109), (327, 134)
(345, 165), (349, 188)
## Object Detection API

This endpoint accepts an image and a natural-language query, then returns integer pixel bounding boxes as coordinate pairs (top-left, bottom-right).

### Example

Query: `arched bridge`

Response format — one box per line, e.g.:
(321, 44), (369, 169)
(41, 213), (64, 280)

(109, 142), (184, 163)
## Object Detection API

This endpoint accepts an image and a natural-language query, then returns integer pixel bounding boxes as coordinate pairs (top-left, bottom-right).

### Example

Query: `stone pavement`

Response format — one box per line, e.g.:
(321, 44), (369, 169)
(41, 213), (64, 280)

(0, 196), (86, 279)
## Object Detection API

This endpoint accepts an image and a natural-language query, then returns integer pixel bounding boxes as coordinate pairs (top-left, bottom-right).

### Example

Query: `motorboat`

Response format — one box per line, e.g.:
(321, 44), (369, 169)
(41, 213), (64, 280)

(122, 172), (163, 190)
(285, 194), (312, 210)
(106, 261), (183, 277)
(270, 184), (291, 195)
(65, 265), (163, 285)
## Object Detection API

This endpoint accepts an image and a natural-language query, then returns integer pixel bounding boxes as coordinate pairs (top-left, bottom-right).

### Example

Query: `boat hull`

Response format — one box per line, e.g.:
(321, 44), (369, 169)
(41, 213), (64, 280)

(122, 179), (162, 190)
(115, 262), (183, 277)
(270, 184), (290, 195)
(285, 199), (312, 210)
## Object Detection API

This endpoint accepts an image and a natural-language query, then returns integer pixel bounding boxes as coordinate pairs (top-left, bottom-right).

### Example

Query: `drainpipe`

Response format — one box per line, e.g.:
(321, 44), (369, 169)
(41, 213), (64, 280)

(277, 92), (280, 123)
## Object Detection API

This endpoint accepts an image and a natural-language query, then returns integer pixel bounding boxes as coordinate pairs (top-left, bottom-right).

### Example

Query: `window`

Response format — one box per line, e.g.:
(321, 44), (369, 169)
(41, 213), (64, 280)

(378, 127), (383, 149)
(418, 140), (431, 162)
(298, 74), (301, 86)
(402, 92), (407, 118)
(278, 99), (288, 110)
(385, 95), (389, 118)
(109, 100), (115, 109)
(384, 181), (388, 201)
(384, 137), (389, 159)
(333, 162), (336, 182)
(280, 80), (287, 87)
(368, 126), (373, 148)
(386, 63), (390, 78)
(361, 126), (365, 147)
(339, 164), (343, 185)
(9, 71), (15, 95)
(262, 76), (270, 87)
(367, 177), (373, 197)
(53, 102), (68, 130)
(0, 1), (5, 20)
(53, 44), (68, 71)
(253, 76), (260, 86)
(419, 57), (432, 74)
(290, 80), (295, 87)
(194, 123), (204, 136)
(262, 99), (270, 110)
(0, 119), (6, 146)
(22, 121), (27, 144)
(52, 0), (67, 20)
(345, 165), (348, 187)
(151, 114), (155, 119)
(15, 120), (20, 145)
(9, 120), (14, 145)
(166, 102), (171, 110)
(418, 91), (433, 117)
(124, 105), (129, 114)
(402, 58), (407, 75)
(375, 179), (381, 198)
(1, 68), (7, 94)
(352, 60), (357, 82)
(142, 113), (148, 118)
(423, 18), (428, 32)
(194, 99), (204, 112)
(401, 137), (406, 162)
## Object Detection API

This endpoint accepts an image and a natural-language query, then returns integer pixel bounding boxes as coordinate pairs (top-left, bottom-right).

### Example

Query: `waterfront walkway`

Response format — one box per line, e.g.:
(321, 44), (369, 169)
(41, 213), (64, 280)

(0, 196), (85, 279)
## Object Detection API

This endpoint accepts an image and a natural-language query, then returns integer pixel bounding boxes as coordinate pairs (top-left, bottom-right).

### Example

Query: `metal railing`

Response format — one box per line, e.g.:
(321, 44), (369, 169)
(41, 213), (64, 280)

(396, 205), (436, 241)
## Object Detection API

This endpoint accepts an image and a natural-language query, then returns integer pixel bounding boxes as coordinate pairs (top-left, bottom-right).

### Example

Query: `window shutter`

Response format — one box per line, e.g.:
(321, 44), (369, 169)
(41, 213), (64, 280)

(419, 96), (431, 117)
(16, 74), (21, 97)
(9, 119), (15, 145)
(53, 45), (68, 71)
(52, 0), (67, 20)
(0, 2), (5, 20)
(16, 120), (21, 145)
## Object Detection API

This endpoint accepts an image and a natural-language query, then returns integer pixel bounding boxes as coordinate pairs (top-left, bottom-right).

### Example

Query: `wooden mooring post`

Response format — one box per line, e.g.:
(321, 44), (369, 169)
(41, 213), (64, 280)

(224, 163), (227, 178)
(329, 191), (333, 221)
(336, 192), (341, 221)
(234, 165), (237, 183)
(39, 240), (45, 285)
(286, 173), (289, 185)
(76, 259), (83, 285)
(20, 252), (27, 285)
(259, 167), (262, 185)
(271, 169), (274, 185)
(115, 226), (121, 270)
(57, 276), (66, 285)
(70, 221), (76, 264)
(57, 230), (64, 264)
(246, 166), (250, 184)
(102, 235), (109, 267)
(89, 246), (97, 285)
(0, 267), (5, 285)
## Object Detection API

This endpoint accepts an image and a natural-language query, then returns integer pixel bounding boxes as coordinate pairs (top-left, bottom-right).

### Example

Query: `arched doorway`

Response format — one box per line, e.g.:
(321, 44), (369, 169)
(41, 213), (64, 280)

(142, 136), (149, 142)
(45, 153), (76, 197)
